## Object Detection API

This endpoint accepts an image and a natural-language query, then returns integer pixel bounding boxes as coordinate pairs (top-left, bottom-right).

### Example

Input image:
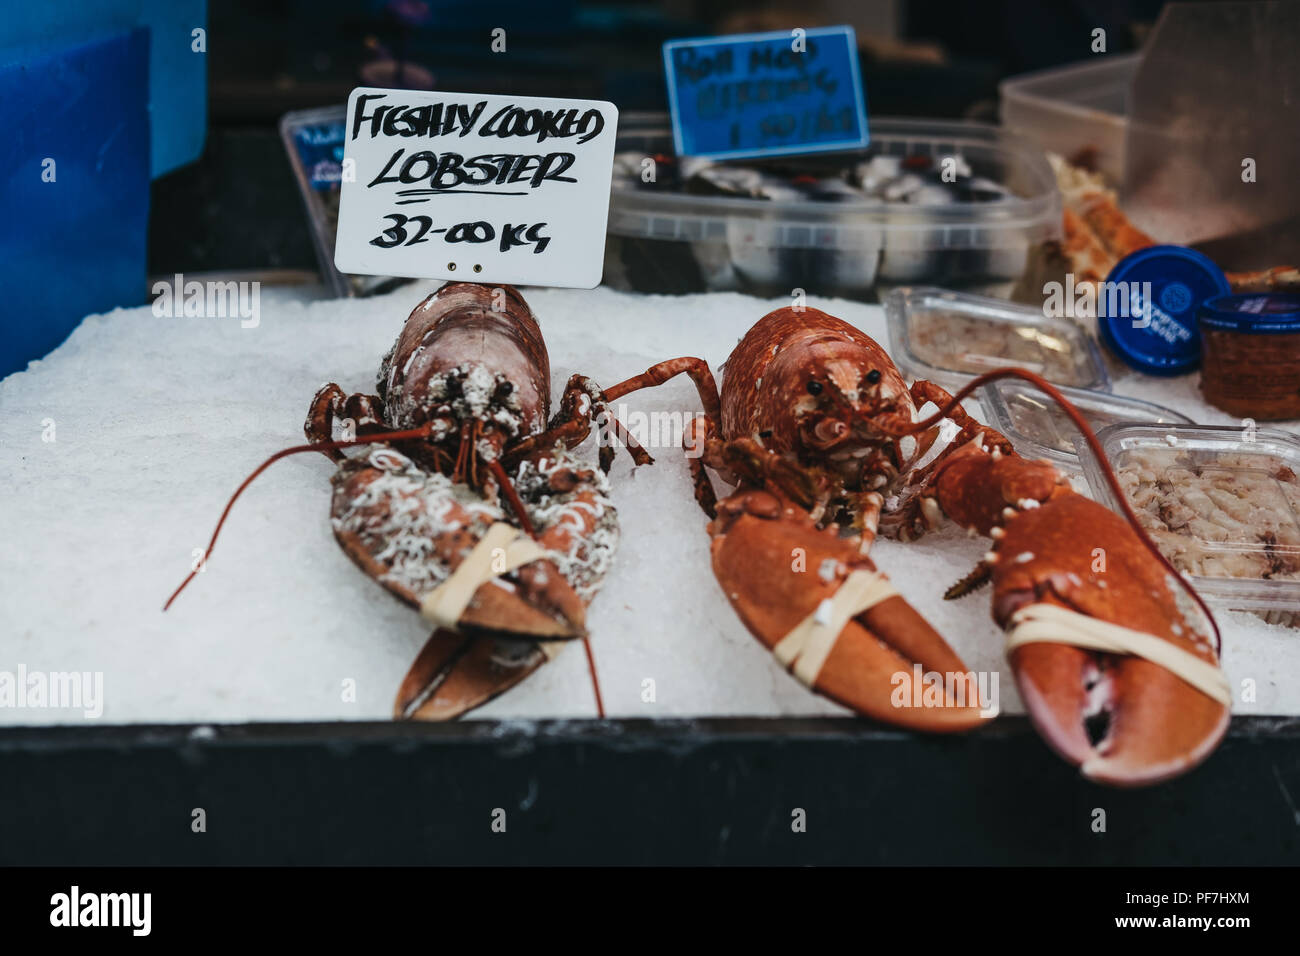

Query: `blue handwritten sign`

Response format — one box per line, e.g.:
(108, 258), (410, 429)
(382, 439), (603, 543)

(662, 26), (869, 160)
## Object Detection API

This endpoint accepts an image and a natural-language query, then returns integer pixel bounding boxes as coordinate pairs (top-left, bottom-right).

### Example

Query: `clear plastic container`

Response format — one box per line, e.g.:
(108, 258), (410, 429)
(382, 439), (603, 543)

(883, 286), (1110, 393)
(279, 105), (405, 298)
(999, 53), (1141, 185)
(604, 116), (1061, 299)
(1078, 423), (1300, 622)
(979, 380), (1191, 472)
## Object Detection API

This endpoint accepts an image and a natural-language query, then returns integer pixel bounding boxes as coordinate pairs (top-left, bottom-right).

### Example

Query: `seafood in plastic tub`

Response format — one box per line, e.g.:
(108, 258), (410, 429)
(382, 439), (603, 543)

(979, 380), (1191, 475)
(1078, 423), (1300, 625)
(884, 286), (1110, 393)
(604, 116), (1061, 299)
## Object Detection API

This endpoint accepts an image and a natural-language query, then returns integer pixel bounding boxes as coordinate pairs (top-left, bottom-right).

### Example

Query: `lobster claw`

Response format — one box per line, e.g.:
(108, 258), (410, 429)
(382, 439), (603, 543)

(709, 487), (986, 731)
(329, 447), (588, 640)
(331, 445), (620, 722)
(916, 438), (1230, 784)
(394, 629), (557, 720)
(989, 488), (1230, 787)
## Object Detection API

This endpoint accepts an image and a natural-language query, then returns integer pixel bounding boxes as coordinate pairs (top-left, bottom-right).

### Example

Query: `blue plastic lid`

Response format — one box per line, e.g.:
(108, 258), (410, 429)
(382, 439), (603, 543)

(1098, 245), (1230, 376)
(1199, 292), (1300, 334)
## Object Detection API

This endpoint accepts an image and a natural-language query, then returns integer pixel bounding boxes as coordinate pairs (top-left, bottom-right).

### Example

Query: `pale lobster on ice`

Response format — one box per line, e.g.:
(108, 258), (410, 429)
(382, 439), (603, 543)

(167, 282), (645, 719)
(603, 305), (1231, 786)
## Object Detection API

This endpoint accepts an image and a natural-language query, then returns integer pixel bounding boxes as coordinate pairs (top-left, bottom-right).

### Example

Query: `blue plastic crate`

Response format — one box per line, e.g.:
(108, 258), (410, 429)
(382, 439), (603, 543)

(0, 26), (151, 379)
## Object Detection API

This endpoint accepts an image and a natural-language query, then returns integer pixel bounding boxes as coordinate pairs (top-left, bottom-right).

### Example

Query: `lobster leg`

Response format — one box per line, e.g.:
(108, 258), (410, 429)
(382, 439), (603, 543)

(602, 356), (722, 421)
(682, 414), (721, 517)
(305, 384), (350, 462)
(305, 385), (397, 461)
(884, 379), (1036, 542)
(909, 380), (1012, 454)
(503, 374), (653, 470)
(686, 419), (830, 519)
(596, 358), (724, 473)
(597, 356), (730, 509)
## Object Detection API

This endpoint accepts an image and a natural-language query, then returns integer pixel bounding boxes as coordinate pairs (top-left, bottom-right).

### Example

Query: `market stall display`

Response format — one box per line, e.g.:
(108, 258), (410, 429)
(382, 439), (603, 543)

(6, 286), (1294, 742)
(6, 1), (1300, 874)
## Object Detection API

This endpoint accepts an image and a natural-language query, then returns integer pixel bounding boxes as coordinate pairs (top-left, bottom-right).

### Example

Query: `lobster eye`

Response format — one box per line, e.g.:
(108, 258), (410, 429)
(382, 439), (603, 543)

(865, 369), (882, 385)
(495, 381), (514, 396)
(806, 380), (823, 396)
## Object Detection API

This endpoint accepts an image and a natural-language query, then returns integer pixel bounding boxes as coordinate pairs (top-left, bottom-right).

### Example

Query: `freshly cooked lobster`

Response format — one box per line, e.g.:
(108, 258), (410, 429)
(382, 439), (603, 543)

(167, 282), (645, 719)
(604, 305), (1230, 785)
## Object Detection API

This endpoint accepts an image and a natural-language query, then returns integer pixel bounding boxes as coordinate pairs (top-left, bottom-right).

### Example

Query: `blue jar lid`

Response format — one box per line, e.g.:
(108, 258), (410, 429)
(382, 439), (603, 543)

(1199, 292), (1300, 334)
(1098, 245), (1230, 376)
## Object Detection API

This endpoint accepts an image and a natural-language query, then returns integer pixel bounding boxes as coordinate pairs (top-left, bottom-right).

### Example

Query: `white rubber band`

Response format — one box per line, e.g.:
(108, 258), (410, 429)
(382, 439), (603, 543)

(1006, 602), (1231, 706)
(418, 523), (547, 631)
(773, 569), (900, 687)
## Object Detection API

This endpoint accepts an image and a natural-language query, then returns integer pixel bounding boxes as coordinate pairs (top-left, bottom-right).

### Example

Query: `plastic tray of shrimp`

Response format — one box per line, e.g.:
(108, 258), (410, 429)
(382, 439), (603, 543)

(1077, 423), (1300, 623)
(883, 286), (1110, 393)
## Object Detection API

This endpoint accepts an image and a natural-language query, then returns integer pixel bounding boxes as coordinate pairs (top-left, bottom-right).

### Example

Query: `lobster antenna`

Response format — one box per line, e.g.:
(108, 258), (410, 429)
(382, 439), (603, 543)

(884, 368), (1222, 657)
(580, 639), (606, 719)
(163, 424), (435, 611)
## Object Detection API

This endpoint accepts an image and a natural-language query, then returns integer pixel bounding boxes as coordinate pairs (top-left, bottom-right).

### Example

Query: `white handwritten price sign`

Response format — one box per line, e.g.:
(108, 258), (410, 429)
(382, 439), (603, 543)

(334, 88), (619, 288)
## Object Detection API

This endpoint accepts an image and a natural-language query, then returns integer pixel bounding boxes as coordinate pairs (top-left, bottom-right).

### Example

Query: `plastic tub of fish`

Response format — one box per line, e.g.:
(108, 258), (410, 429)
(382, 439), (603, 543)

(979, 380), (1191, 475)
(884, 286), (1110, 393)
(1078, 423), (1300, 625)
(603, 116), (1061, 299)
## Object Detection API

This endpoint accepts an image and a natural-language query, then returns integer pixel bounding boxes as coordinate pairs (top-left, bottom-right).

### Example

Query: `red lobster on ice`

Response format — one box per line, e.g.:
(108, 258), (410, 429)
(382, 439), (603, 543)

(604, 305), (1230, 785)
(167, 283), (646, 719)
